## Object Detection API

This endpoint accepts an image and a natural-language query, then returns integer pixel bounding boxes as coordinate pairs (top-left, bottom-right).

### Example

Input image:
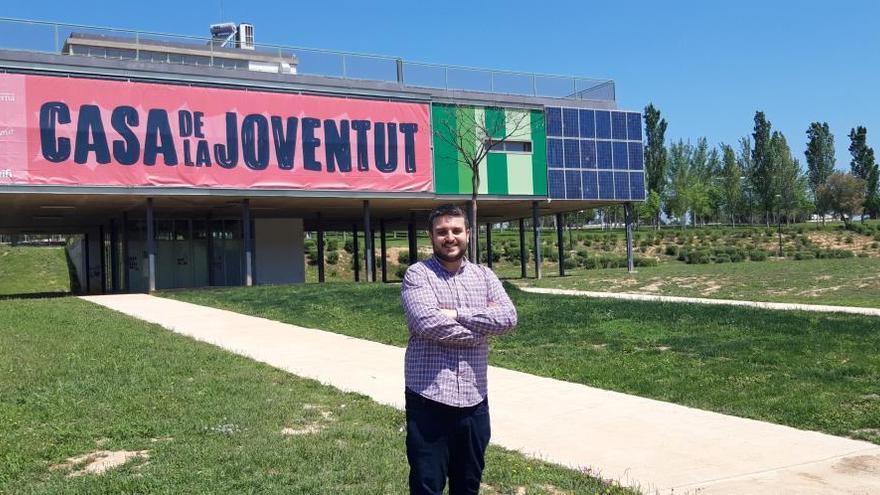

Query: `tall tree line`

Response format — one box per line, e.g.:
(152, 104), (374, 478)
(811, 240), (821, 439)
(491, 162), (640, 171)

(641, 105), (878, 227)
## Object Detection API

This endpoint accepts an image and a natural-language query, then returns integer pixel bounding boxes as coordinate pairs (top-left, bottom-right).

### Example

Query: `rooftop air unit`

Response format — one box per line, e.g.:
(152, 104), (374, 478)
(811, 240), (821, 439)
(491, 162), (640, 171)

(237, 23), (254, 50)
(209, 22), (254, 50)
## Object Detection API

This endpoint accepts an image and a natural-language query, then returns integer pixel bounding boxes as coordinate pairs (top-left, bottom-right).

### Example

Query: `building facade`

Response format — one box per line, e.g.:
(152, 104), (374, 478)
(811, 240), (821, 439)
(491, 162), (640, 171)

(0, 19), (645, 293)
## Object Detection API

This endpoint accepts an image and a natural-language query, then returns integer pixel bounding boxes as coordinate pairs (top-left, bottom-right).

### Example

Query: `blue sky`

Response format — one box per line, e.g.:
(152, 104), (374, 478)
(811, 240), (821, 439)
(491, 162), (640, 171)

(3, 0), (878, 169)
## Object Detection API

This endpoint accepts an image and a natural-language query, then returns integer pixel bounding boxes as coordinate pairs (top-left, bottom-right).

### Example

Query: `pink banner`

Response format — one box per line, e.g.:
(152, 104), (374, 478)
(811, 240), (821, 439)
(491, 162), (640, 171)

(2, 73), (433, 192)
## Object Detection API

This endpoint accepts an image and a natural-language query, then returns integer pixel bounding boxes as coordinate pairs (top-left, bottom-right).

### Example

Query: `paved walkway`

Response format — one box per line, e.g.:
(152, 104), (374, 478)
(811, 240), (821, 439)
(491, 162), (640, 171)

(81, 294), (880, 494)
(518, 287), (880, 317)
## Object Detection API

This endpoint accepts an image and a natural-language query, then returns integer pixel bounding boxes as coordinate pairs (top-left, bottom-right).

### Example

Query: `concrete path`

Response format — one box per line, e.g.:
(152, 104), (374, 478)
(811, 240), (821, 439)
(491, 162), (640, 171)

(81, 294), (880, 494)
(518, 287), (880, 317)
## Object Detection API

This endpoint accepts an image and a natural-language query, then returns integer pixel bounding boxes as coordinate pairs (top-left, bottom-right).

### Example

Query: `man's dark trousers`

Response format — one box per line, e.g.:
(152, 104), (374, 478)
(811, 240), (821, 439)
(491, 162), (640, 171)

(405, 389), (491, 495)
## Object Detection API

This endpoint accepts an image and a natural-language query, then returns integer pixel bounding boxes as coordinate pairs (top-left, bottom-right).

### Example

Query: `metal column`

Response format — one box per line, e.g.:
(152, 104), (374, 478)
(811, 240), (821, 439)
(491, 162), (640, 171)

(532, 201), (542, 280)
(363, 200), (373, 282)
(206, 212), (214, 287)
(408, 212), (418, 265)
(146, 198), (156, 292)
(109, 219), (119, 292)
(352, 224), (360, 282)
(556, 213), (565, 277)
(84, 232), (91, 294)
(380, 219), (388, 283)
(242, 199), (253, 286)
(518, 218), (527, 278)
(317, 213), (325, 283)
(485, 223), (493, 268)
(121, 212), (130, 292)
(625, 202), (635, 273)
(99, 224), (107, 294)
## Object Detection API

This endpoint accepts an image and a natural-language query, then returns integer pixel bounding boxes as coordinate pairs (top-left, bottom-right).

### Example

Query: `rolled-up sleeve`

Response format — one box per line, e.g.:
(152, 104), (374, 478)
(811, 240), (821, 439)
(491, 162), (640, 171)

(456, 267), (517, 336)
(401, 265), (485, 347)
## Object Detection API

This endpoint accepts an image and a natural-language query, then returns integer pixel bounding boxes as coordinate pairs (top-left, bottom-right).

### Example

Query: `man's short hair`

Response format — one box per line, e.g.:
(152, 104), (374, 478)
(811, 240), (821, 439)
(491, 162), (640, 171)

(427, 204), (470, 231)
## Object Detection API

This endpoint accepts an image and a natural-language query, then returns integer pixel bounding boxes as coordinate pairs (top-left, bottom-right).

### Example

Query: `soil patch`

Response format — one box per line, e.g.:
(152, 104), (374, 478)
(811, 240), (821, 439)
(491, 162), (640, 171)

(51, 450), (149, 477)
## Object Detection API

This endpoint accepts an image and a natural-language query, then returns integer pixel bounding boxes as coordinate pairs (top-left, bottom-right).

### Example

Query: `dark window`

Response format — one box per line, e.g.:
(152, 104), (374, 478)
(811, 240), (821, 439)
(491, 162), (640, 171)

(487, 140), (533, 153)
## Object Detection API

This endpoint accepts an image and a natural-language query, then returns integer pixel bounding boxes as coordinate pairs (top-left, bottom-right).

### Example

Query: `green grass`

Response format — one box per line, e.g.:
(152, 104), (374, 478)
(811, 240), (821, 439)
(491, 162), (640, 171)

(0, 296), (630, 494)
(0, 246), (72, 295)
(163, 283), (880, 446)
(517, 257), (880, 308)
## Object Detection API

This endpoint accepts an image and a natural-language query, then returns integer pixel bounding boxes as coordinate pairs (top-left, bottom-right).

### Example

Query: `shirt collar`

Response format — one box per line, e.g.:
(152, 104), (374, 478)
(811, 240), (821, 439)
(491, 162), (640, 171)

(428, 255), (469, 276)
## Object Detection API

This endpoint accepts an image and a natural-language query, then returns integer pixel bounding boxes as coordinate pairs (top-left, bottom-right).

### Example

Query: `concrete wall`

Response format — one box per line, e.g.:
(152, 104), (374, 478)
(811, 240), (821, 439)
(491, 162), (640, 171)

(254, 218), (304, 285)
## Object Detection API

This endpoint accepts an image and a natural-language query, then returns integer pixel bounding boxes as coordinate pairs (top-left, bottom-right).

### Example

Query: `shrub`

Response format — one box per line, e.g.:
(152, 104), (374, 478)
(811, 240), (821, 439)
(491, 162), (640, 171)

(326, 239), (339, 252)
(715, 254), (731, 263)
(480, 249), (502, 263)
(634, 256), (658, 267)
(749, 249), (768, 261)
(845, 236), (854, 244)
(397, 251), (410, 264)
(858, 252), (870, 258)
(394, 264), (409, 279)
(344, 238), (354, 254)
(326, 251), (339, 265)
(563, 258), (578, 270)
(794, 251), (816, 261)
(664, 245), (679, 256)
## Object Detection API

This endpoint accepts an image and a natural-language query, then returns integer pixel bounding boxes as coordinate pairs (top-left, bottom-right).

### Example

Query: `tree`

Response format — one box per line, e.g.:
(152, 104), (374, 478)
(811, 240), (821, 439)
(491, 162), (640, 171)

(804, 122), (835, 224)
(751, 111), (775, 225)
(643, 103), (668, 228)
(737, 137), (755, 224)
(848, 126), (880, 220)
(770, 132), (807, 223)
(818, 172), (866, 227)
(432, 104), (533, 261)
(665, 140), (694, 227)
(639, 190), (662, 227)
(719, 144), (743, 226)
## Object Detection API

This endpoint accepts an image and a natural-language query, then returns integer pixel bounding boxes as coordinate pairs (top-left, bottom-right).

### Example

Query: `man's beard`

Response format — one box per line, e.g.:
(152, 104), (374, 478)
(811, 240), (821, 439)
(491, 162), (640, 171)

(433, 241), (468, 263)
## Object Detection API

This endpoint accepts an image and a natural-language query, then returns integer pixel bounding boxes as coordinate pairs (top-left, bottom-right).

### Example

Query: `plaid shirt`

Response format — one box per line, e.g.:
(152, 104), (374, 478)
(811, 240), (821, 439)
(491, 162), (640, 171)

(401, 256), (517, 407)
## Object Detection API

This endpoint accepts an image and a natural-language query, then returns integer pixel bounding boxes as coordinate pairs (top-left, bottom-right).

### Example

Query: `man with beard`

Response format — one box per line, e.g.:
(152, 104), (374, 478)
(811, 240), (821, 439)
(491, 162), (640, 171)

(400, 204), (517, 495)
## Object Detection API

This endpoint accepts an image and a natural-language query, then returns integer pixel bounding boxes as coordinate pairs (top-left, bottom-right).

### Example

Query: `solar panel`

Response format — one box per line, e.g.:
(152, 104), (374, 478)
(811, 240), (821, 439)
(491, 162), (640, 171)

(578, 109), (595, 138)
(598, 171), (615, 199)
(628, 142), (644, 170)
(597, 141), (613, 170)
(543, 106), (645, 200)
(582, 170), (598, 199)
(614, 172), (630, 200)
(629, 172), (646, 200)
(627, 113), (642, 141)
(564, 139), (581, 168)
(547, 138), (564, 168)
(612, 141), (629, 170)
(611, 112), (627, 139)
(580, 139), (596, 168)
(548, 169), (565, 197)
(565, 170), (582, 199)
(595, 111), (611, 139)
(563, 108), (579, 137)
(546, 107), (562, 137)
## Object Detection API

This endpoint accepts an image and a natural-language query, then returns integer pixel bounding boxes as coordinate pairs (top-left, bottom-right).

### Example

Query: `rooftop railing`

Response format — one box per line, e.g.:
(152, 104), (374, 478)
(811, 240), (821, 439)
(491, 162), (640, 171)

(0, 17), (616, 101)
